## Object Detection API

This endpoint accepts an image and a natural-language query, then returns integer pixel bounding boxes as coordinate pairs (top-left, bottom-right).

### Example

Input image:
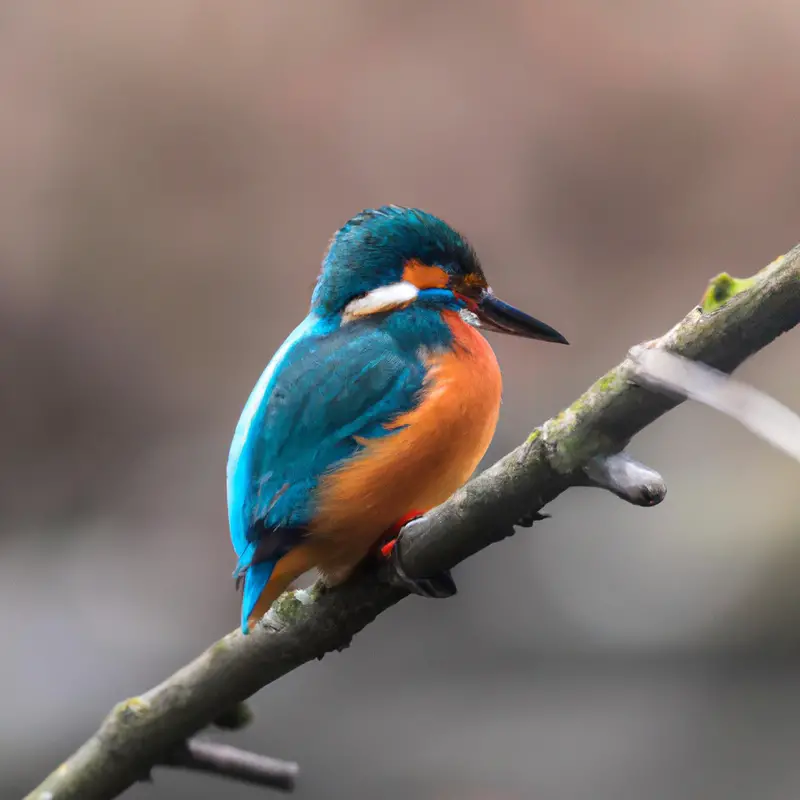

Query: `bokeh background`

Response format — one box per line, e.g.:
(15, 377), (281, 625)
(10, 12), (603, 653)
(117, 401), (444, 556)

(3, 2), (800, 798)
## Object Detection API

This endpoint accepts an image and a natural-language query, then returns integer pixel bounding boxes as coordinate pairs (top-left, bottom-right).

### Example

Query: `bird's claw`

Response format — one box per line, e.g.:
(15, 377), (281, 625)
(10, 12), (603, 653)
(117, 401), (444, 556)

(516, 510), (551, 528)
(382, 517), (458, 599)
(390, 548), (458, 598)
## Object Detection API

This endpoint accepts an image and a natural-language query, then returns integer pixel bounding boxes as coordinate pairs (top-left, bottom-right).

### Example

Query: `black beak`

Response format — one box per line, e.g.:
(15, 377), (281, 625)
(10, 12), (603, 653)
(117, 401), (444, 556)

(475, 290), (569, 344)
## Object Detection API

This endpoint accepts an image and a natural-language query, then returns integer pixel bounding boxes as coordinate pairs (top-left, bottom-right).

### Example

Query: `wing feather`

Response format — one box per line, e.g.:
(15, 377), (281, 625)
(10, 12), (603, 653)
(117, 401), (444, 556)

(226, 315), (425, 573)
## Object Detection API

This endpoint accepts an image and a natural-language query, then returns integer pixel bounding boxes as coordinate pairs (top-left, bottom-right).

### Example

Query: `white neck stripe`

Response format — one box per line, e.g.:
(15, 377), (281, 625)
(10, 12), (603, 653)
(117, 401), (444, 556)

(342, 281), (419, 321)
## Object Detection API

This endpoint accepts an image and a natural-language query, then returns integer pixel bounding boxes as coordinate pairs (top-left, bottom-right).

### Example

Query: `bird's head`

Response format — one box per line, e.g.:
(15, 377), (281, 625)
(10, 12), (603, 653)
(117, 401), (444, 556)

(311, 205), (568, 344)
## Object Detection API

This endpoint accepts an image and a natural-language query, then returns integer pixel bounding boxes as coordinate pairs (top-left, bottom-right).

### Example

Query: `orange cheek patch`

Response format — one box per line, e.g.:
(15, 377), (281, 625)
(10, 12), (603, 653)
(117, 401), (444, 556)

(402, 260), (449, 290)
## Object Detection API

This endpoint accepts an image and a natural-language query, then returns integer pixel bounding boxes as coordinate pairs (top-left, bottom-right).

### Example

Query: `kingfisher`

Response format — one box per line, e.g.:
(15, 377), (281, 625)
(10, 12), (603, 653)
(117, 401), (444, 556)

(227, 206), (567, 633)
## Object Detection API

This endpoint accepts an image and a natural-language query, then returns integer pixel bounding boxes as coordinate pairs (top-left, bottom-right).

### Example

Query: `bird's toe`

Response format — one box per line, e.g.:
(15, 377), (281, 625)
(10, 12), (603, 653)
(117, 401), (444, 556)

(383, 517), (458, 599)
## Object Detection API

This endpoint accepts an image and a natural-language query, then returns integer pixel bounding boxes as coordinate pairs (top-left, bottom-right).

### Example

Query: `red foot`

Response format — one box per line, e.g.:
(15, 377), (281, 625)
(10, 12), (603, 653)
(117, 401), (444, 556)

(378, 510), (424, 559)
(379, 538), (397, 559)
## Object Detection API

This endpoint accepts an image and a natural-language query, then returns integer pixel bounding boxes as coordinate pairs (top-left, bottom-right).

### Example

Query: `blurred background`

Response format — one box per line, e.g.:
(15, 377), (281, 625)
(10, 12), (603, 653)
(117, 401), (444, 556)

(2, 1), (800, 798)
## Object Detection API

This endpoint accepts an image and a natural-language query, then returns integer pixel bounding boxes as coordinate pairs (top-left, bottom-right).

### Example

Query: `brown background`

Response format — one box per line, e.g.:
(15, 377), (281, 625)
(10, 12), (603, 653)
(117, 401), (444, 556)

(2, 2), (800, 798)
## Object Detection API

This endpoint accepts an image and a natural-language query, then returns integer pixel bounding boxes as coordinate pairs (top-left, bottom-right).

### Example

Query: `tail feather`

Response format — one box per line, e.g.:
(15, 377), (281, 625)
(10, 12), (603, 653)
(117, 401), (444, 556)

(241, 560), (276, 634)
(238, 542), (320, 634)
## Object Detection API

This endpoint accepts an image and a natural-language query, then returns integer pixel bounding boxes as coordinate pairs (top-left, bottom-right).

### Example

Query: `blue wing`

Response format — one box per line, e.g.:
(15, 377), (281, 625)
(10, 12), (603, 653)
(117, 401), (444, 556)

(226, 313), (426, 595)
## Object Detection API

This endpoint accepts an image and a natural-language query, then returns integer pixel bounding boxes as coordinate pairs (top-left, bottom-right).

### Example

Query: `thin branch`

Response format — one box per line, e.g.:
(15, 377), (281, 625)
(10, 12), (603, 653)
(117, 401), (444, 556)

(26, 248), (800, 800)
(163, 739), (298, 792)
(581, 452), (666, 505)
(632, 347), (800, 463)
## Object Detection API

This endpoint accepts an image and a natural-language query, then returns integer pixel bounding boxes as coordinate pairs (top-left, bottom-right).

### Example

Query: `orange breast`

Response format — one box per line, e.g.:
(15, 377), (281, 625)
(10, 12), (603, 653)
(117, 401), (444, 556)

(310, 311), (502, 580)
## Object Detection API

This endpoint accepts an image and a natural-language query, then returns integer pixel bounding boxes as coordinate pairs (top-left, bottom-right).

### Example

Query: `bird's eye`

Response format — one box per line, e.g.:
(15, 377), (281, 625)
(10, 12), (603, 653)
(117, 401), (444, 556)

(450, 272), (485, 310)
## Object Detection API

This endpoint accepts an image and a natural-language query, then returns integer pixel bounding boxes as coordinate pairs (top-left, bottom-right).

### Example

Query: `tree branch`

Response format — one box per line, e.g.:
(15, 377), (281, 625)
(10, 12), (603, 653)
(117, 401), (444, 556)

(632, 347), (800, 462)
(163, 739), (297, 792)
(26, 249), (800, 800)
(580, 452), (666, 505)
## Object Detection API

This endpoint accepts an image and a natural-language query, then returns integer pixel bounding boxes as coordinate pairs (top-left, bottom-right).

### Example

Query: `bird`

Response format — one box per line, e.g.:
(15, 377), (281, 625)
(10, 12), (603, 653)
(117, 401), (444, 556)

(226, 206), (568, 633)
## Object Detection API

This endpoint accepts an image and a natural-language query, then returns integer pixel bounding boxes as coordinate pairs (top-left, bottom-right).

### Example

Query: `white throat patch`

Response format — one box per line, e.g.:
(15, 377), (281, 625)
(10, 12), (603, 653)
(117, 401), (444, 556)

(342, 281), (419, 322)
(458, 307), (481, 328)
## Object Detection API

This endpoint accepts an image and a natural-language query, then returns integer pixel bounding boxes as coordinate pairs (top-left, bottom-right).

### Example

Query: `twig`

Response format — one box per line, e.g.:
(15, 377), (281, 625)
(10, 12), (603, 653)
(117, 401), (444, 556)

(25, 248), (800, 800)
(632, 347), (800, 463)
(581, 452), (666, 505)
(163, 739), (298, 792)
